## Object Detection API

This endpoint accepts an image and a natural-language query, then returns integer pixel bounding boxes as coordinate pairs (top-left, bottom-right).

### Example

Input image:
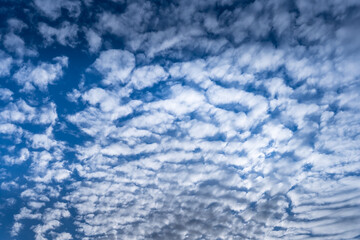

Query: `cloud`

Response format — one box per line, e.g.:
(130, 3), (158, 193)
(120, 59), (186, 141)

(145, 84), (207, 117)
(1, 101), (33, 123)
(2, 0), (360, 239)
(0, 100), (58, 129)
(33, 0), (81, 20)
(7, 18), (27, 32)
(0, 88), (13, 101)
(3, 148), (30, 165)
(3, 32), (37, 57)
(38, 22), (78, 47)
(130, 65), (168, 90)
(54, 232), (72, 240)
(97, 1), (152, 38)
(93, 49), (135, 85)
(31, 134), (55, 150)
(186, 120), (218, 139)
(262, 122), (293, 142)
(10, 222), (23, 237)
(13, 56), (68, 91)
(32, 206), (71, 240)
(0, 50), (13, 76)
(85, 28), (102, 53)
(67, 86), (141, 141)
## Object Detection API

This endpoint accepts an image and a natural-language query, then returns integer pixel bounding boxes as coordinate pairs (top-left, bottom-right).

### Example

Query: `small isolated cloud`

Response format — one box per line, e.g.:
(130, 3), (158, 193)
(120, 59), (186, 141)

(0, 51), (13, 76)
(10, 222), (22, 237)
(13, 56), (68, 91)
(3, 33), (37, 57)
(3, 148), (30, 165)
(55, 232), (72, 240)
(38, 22), (78, 47)
(85, 28), (102, 53)
(7, 18), (27, 33)
(0, 88), (13, 101)
(33, 0), (81, 20)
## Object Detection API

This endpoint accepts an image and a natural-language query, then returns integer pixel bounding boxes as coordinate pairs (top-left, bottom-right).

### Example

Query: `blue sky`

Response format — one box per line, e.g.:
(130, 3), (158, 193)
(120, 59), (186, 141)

(1, 0), (360, 239)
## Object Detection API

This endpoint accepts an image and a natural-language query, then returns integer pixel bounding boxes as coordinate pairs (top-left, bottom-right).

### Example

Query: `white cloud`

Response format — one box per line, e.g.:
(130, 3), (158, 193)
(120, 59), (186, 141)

(3, 32), (37, 57)
(85, 29), (102, 53)
(0, 88), (13, 101)
(10, 222), (22, 237)
(0, 100), (57, 127)
(13, 56), (68, 91)
(145, 84), (207, 117)
(34, 0), (81, 20)
(169, 59), (209, 87)
(0, 100), (34, 123)
(93, 49), (135, 85)
(39, 22), (78, 47)
(55, 232), (72, 240)
(31, 134), (55, 150)
(206, 85), (269, 126)
(3, 1), (360, 239)
(0, 50), (13, 76)
(37, 103), (58, 125)
(0, 123), (20, 135)
(68, 87), (141, 139)
(100, 143), (132, 156)
(28, 201), (46, 209)
(3, 148), (29, 165)
(186, 120), (218, 139)
(264, 77), (293, 98)
(31, 168), (71, 183)
(14, 207), (42, 221)
(130, 65), (168, 90)
(1, 181), (19, 191)
(97, 2), (152, 38)
(262, 122), (293, 142)
(7, 18), (27, 32)
(82, 87), (118, 112)
(129, 111), (174, 133)
(66, 89), (81, 102)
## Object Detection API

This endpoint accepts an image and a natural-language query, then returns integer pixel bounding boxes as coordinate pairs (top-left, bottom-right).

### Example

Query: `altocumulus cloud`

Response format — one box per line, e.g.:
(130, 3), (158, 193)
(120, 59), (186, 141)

(1, 0), (360, 239)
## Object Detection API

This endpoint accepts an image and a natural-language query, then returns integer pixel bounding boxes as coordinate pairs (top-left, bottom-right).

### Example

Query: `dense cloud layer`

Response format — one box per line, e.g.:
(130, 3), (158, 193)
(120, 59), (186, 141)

(1, 0), (360, 239)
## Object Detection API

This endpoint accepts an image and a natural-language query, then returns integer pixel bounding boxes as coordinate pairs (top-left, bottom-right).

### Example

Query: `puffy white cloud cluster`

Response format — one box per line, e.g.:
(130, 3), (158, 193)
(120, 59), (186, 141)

(52, 44), (360, 239)
(1, 0), (360, 239)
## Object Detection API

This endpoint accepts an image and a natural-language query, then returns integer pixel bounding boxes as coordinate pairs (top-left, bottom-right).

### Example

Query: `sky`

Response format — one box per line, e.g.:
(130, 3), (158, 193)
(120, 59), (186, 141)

(0, 0), (360, 239)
